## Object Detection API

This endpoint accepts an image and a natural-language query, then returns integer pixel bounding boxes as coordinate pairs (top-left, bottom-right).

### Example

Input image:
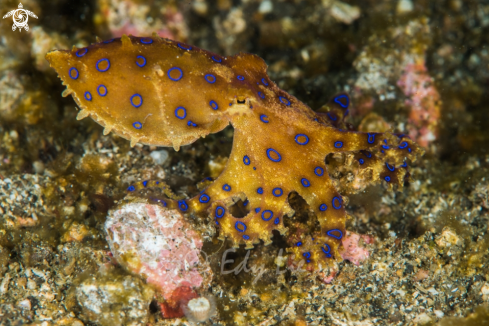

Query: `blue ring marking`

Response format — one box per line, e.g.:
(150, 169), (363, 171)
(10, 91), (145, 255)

(178, 200), (188, 212)
(367, 133), (375, 144)
(314, 167), (324, 176)
(363, 151), (372, 158)
(255, 207), (261, 213)
(257, 187), (263, 194)
(136, 55), (146, 67)
(127, 185), (135, 192)
(408, 148), (412, 153)
(385, 162), (395, 172)
(334, 94), (349, 108)
(235, 221), (247, 232)
(327, 112), (338, 121)
(76, 48), (87, 57)
(141, 38), (153, 44)
(222, 184), (231, 191)
(175, 107), (187, 119)
(303, 252), (311, 259)
(261, 78), (269, 86)
(151, 197), (167, 207)
(272, 188), (283, 197)
(243, 155), (250, 165)
(142, 180), (148, 187)
(97, 85), (107, 96)
(69, 67), (79, 79)
(301, 178), (310, 187)
(296, 242), (302, 246)
(178, 43), (192, 50)
(199, 194), (210, 203)
(215, 206), (225, 218)
(253, 167), (256, 170)
(279, 96), (291, 106)
(295, 134), (309, 145)
(243, 235), (250, 240)
(321, 244), (332, 258)
(266, 148), (282, 162)
(84, 91), (92, 101)
(260, 115), (269, 123)
(211, 56), (222, 63)
(384, 176), (391, 182)
(319, 204), (327, 211)
(399, 141), (408, 149)
(327, 229), (343, 240)
(332, 196), (342, 209)
(237, 75), (245, 81)
(187, 121), (197, 127)
(133, 121), (142, 129)
(359, 158), (365, 165)
(168, 67), (183, 81)
(130, 94), (143, 108)
(334, 141), (343, 148)
(209, 100), (218, 110)
(243, 199), (249, 206)
(258, 91), (265, 99)
(321, 244), (331, 253)
(261, 210), (273, 221)
(274, 217), (280, 225)
(103, 39), (114, 43)
(204, 74), (216, 84)
(96, 58), (110, 72)
(400, 161), (408, 168)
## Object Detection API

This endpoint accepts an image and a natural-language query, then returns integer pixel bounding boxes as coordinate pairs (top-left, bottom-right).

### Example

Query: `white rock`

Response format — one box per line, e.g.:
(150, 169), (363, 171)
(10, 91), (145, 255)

(481, 283), (489, 300)
(397, 0), (414, 14)
(258, 0), (273, 14)
(149, 149), (169, 165)
(17, 299), (31, 310)
(414, 313), (432, 325)
(330, 1), (360, 25)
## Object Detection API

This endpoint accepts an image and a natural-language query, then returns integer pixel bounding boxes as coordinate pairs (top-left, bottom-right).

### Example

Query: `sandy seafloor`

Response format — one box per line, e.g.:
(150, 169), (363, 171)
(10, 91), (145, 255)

(1, 0), (489, 325)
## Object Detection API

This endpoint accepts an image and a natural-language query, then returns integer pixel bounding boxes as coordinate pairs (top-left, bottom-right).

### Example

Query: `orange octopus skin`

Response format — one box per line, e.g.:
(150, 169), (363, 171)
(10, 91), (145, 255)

(46, 35), (423, 269)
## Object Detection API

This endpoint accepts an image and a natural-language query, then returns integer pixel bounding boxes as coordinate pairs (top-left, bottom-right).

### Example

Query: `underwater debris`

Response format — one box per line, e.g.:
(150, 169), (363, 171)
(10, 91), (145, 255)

(95, 0), (188, 41)
(75, 268), (154, 326)
(46, 35), (423, 275)
(338, 231), (373, 266)
(105, 202), (212, 300)
(353, 18), (440, 149)
(397, 62), (441, 148)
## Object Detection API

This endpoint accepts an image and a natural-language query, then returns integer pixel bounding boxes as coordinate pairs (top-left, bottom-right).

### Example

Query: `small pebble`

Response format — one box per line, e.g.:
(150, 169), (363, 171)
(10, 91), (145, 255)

(149, 149), (169, 165)
(397, 0), (414, 14)
(17, 299), (31, 310)
(258, 0), (273, 14)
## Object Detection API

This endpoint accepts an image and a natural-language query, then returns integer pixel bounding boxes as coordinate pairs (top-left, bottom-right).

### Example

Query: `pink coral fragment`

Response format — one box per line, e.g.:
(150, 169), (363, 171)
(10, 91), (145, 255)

(105, 202), (211, 300)
(397, 63), (441, 147)
(338, 231), (373, 266)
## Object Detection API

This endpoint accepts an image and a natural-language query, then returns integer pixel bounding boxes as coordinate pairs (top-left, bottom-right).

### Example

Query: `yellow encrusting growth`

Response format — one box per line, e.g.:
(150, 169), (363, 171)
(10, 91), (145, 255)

(46, 35), (423, 270)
